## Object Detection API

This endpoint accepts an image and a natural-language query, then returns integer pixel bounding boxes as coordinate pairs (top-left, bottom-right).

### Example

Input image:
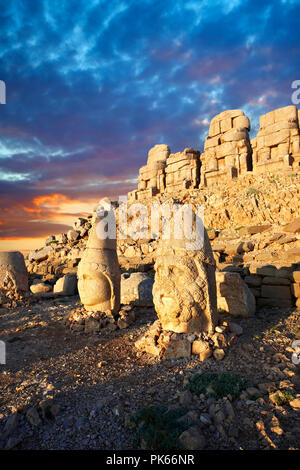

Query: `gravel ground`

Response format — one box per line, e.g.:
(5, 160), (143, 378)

(0, 296), (299, 450)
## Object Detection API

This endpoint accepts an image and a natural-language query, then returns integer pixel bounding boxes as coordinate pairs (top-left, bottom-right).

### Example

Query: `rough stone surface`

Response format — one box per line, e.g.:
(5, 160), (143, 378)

(53, 274), (77, 295)
(216, 272), (256, 317)
(0, 251), (28, 293)
(152, 215), (218, 334)
(77, 199), (120, 314)
(121, 272), (154, 306)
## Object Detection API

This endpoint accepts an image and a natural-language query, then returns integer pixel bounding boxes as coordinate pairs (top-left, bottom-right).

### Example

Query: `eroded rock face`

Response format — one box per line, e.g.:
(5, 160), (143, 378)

(77, 199), (120, 314)
(121, 272), (154, 306)
(0, 251), (28, 293)
(152, 212), (218, 334)
(216, 271), (256, 317)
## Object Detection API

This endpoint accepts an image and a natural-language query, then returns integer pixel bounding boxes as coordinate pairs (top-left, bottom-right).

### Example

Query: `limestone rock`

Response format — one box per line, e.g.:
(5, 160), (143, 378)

(121, 272), (154, 306)
(77, 198), (120, 314)
(30, 282), (52, 294)
(163, 334), (191, 359)
(284, 217), (300, 233)
(178, 426), (205, 450)
(213, 348), (225, 361)
(153, 212), (218, 334)
(216, 272), (256, 317)
(135, 320), (163, 356)
(192, 339), (212, 361)
(53, 274), (77, 295)
(67, 230), (80, 242)
(29, 246), (53, 263)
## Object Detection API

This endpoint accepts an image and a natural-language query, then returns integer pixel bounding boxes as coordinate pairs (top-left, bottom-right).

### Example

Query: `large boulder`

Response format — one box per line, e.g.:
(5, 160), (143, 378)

(216, 272), (256, 317)
(121, 272), (154, 306)
(28, 246), (53, 263)
(30, 281), (52, 294)
(53, 273), (77, 295)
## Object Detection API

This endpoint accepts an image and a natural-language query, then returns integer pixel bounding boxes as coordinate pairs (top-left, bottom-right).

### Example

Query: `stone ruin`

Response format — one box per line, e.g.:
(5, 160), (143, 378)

(251, 105), (300, 173)
(128, 105), (299, 200)
(3, 103), (298, 355)
(200, 109), (252, 187)
(165, 148), (201, 193)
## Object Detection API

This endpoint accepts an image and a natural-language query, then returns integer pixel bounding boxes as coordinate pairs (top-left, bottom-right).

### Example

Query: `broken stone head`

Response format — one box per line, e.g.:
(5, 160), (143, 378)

(77, 198), (120, 314)
(152, 208), (218, 334)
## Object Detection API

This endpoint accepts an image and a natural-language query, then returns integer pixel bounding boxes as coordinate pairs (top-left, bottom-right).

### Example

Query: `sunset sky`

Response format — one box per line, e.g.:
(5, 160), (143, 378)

(0, 0), (300, 251)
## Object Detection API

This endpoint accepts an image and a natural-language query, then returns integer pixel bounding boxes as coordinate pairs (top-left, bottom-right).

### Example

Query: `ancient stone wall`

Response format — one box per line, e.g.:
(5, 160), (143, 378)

(251, 105), (300, 174)
(200, 109), (252, 187)
(129, 106), (299, 199)
(165, 148), (201, 192)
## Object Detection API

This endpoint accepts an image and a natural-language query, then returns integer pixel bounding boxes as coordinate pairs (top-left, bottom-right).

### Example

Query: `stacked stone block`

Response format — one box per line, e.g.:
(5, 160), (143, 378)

(200, 109), (252, 187)
(128, 144), (170, 202)
(251, 105), (300, 174)
(165, 148), (200, 192)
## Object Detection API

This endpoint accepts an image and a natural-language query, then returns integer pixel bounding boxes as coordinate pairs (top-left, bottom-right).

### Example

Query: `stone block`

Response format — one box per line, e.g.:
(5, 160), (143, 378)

(291, 283), (300, 298)
(209, 119), (221, 137)
(220, 117), (232, 133)
(204, 135), (220, 150)
(274, 105), (298, 123)
(257, 297), (293, 308)
(121, 272), (154, 306)
(244, 275), (262, 287)
(260, 110), (275, 129)
(284, 218), (300, 233)
(292, 271), (300, 282)
(221, 129), (248, 142)
(216, 272), (256, 317)
(262, 276), (290, 286)
(264, 129), (290, 147)
(261, 284), (291, 299)
(233, 115), (250, 130)
(147, 144), (170, 165)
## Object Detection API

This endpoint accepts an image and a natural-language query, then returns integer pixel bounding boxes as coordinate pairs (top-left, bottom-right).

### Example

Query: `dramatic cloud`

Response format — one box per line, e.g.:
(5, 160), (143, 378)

(0, 0), (299, 247)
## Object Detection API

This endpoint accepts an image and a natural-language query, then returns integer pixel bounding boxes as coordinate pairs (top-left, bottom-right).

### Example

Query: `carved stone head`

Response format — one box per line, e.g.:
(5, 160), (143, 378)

(153, 225), (218, 334)
(77, 198), (120, 314)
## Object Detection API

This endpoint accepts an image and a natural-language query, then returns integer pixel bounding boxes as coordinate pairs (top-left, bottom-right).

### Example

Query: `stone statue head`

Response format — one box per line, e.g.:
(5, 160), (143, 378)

(77, 198), (120, 314)
(152, 210), (218, 334)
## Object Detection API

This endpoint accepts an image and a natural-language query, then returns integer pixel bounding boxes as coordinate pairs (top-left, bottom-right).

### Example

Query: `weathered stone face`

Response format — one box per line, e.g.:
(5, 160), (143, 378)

(152, 230), (218, 334)
(77, 199), (121, 314)
(0, 251), (28, 293)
